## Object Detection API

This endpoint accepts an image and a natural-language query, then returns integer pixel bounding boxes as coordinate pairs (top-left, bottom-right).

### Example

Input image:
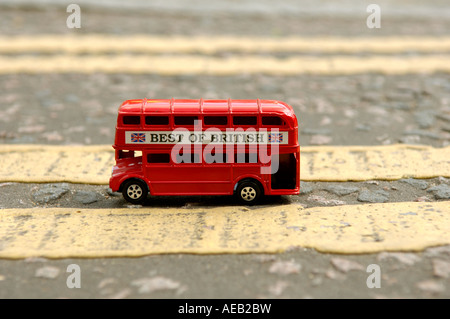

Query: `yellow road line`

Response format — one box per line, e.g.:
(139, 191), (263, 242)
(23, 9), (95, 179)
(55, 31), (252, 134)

(0, 202), (448, 258)
(0, 144), (449, 184)
(1, 54), (449, 75)
(301, 144), (450, 182)
(1, 35), (450, 54)
(0, 145), (114, 185)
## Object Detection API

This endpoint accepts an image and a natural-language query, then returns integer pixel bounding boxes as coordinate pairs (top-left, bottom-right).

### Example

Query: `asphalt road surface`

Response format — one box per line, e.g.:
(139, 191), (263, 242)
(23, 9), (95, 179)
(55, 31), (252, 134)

(0, 0), (449, 300)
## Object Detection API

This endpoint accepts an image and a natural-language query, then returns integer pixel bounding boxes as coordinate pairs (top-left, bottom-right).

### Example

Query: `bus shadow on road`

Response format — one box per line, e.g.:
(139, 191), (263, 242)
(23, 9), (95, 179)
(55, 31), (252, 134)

(133, 194), (293, 208)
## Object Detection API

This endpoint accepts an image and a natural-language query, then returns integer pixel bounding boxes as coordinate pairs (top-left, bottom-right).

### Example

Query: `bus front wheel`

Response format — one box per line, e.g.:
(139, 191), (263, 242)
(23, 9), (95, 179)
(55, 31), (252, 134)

(235, 180), (262, 205)
(122, 179), (148, 204)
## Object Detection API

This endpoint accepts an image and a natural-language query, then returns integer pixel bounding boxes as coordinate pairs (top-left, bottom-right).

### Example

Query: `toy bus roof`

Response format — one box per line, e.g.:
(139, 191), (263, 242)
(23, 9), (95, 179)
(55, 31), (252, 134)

(118, 99), (296, 118)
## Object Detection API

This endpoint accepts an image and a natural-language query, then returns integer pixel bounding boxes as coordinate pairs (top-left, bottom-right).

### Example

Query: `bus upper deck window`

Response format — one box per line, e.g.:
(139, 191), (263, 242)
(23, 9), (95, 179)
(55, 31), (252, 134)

(262, 116), (285, 126)
(233, 116), (257, 126)
(174, 116), (198, 126)
(123, 116), (141, 125)
(204, 116), (228, 126)
(146, 116), (169, 126)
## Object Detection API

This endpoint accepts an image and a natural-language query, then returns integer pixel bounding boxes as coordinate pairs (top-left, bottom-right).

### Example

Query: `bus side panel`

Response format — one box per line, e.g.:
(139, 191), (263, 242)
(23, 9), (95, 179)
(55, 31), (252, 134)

(145, 165), (231, 195)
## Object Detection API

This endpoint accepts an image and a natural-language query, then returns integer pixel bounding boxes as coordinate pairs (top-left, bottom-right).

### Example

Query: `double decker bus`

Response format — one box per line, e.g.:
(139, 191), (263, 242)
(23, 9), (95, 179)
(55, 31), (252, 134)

(109, 98), (300, 204)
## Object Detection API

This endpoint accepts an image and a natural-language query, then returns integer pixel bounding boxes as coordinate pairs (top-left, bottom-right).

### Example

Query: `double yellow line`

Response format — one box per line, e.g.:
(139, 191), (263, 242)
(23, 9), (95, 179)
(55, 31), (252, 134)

(1, 144), (449, 184)
(1, 202), (449, 258)
(1, 35), (449, 75)
(2, 35), (450, 54)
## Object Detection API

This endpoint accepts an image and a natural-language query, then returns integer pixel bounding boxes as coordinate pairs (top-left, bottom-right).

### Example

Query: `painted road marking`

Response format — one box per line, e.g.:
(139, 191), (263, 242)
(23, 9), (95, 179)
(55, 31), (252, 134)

(1, 35), (450, 54)
(0, 144), (448, 184)
(2, 35), (449, 75)
(0, 201), (448, 258)
(1, 54), (450, 75)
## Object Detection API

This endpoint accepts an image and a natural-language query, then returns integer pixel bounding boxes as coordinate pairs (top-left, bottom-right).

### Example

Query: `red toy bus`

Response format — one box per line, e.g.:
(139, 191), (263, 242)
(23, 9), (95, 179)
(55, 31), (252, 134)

(109, 99), (300, 204)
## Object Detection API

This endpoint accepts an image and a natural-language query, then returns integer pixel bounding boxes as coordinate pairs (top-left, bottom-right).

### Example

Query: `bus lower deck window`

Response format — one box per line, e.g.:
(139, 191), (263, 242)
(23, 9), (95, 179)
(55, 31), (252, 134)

(118, 150), (135, 158)
(204, 153), (228, 163)
(234, 153), (258, 163)
(175, 153), (200, 164)
(147, 153), (170, 163)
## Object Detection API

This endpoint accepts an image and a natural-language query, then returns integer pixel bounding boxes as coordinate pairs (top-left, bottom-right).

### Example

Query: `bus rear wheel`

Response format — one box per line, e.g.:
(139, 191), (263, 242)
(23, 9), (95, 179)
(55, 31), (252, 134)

(236, 180), (262, 205)
(122, 179), (148, 204)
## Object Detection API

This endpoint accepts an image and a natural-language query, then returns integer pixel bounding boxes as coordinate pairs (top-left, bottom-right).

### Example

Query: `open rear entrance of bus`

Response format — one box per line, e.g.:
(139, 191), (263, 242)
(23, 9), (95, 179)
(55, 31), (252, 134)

(270, 153), (298, 190)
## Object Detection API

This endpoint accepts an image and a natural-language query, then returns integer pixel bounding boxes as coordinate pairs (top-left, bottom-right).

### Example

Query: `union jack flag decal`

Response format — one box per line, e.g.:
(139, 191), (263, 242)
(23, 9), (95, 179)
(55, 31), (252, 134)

(268, 133), (283, 143)
(131, 133), (146, 143)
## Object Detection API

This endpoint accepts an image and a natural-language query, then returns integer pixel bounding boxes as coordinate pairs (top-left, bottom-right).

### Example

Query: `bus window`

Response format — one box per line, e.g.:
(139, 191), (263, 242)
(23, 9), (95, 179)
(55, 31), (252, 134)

(204, 116), (228, 126)
(123, 116), (141, 125)
(174, 116), (198, 126)
(233, 116), (257, 126)
(118, 150), (137, 159)
(145, 116), (169, 126)
(204, 152), (228, 164)
(175, 152), (200, 164)
(262, 116), (285, 126)
(234, 152), (258, 163)
(147, 153), (170, 164)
